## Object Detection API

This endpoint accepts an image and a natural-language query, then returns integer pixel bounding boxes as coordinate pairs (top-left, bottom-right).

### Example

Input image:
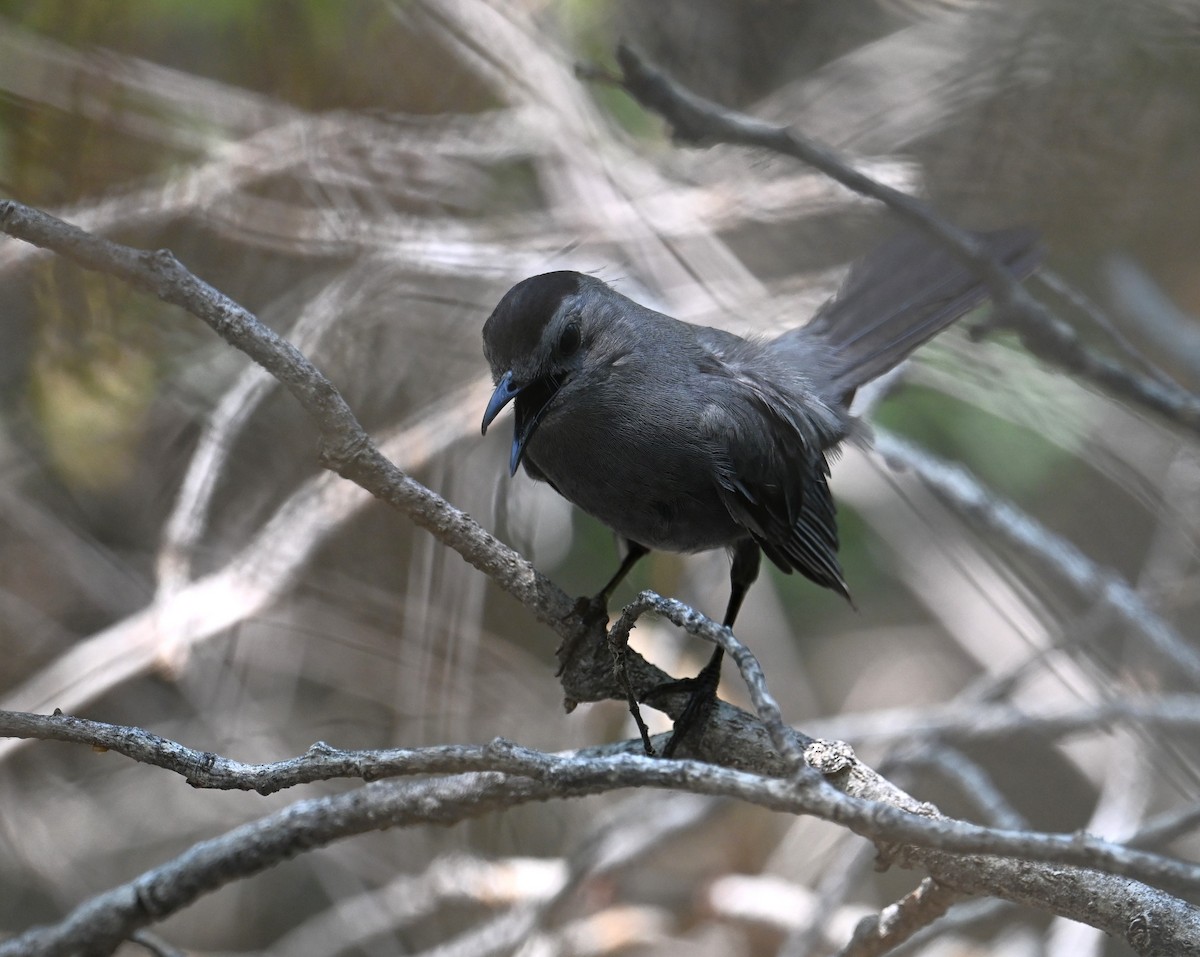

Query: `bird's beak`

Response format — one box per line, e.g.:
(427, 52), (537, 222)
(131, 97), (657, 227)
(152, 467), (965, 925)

(482, 370), (520, 436)
(482, 369), (560, 476)
(482, 370), (533, 476)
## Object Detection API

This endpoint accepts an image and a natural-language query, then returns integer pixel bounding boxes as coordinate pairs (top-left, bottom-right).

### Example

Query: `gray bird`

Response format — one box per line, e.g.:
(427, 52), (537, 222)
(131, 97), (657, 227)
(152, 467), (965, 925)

(481, 228), (1041, 755)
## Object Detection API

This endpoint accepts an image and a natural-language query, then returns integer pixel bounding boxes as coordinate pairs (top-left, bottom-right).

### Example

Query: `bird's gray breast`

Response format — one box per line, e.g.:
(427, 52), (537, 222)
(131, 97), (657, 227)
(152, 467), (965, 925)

(520, 357), (747, 553)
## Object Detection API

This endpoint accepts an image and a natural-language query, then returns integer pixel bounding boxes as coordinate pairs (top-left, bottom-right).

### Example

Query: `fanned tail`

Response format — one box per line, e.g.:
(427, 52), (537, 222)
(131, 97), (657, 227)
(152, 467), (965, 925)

(798, 227), (1042, 399)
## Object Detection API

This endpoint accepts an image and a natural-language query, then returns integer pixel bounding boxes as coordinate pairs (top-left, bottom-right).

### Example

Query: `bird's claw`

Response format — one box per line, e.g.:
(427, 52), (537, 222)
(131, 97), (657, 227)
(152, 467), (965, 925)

(571, 593), (611, 630)
(644, 671), (720, 758)
(554, 593), (610, 678)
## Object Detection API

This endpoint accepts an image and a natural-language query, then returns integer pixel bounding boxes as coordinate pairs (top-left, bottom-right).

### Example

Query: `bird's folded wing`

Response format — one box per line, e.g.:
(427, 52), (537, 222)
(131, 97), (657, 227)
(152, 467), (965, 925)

(707, 378), (849, 598)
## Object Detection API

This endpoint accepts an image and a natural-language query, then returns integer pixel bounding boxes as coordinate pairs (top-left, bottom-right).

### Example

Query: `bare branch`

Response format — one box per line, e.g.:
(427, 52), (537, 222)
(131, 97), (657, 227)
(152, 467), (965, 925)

(4, 712), (1200, 905)
(2, 56), (1197, 949)
(899, 747), (1029, 831)
(1, 725), (1197, 955)
(834, 879), (963, 957)
(3, 11), (1197, 957)
(593, 44), (1031, 301)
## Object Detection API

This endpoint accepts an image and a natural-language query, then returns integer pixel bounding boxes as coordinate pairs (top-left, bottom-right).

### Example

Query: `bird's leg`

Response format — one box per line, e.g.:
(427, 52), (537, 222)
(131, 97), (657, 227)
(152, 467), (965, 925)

(560, 539), (654, 752)
(559, 540), (650, 684)
(573, 540), (650, 627)
(656, 541), (762, 758)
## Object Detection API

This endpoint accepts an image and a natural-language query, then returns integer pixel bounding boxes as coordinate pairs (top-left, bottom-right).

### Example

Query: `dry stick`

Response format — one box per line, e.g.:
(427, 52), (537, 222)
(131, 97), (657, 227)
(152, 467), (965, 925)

(802, 747), (1013, 956)
(811, 749), (1017, 957)
(2, 709), (1199, 897)
(604, 612), (660, 755)
(834, 879), (963, 957)
(1, 722), (1199, 956)
(598, 43), (1200, 436)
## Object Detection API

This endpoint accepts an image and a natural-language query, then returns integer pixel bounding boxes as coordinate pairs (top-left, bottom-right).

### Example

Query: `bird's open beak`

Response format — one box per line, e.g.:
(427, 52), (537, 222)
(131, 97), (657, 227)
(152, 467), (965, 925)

(482, 370), (520, 436)
(481, 369), (560, 476)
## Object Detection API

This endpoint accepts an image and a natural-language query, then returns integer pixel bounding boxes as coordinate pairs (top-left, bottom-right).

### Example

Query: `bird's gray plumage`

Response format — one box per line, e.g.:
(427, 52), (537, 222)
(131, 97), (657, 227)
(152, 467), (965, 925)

(481, 228), (1041, 604)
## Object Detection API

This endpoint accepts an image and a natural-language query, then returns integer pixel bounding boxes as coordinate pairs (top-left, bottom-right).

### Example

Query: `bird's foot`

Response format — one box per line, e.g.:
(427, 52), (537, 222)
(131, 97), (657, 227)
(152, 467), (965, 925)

(554, 592), (610, 677)
(644, 661), (722, 758)
(571, 593), (611, 630)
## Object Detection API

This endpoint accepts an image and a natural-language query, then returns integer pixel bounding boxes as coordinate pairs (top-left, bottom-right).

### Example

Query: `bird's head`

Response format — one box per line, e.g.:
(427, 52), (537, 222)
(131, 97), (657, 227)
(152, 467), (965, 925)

(481, 270), (602, 475)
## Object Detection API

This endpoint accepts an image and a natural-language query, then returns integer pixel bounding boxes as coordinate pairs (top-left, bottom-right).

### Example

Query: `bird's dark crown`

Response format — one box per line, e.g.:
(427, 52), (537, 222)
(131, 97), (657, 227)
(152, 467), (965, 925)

(483, 271), (584, 368)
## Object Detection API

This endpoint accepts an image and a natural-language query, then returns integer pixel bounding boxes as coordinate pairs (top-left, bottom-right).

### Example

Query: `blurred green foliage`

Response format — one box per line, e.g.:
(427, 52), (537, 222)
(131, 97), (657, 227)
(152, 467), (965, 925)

(875, 384), (1067, 502)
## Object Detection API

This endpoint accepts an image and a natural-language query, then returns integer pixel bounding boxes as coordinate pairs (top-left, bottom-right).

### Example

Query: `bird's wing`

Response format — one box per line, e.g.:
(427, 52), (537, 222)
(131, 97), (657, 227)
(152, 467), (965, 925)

(707, 374), (849, 599)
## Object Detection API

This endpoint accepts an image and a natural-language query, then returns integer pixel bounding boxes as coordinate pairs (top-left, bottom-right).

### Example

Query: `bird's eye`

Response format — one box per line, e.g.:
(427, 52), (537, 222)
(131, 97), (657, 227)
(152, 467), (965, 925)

(558, 321), (581, 357)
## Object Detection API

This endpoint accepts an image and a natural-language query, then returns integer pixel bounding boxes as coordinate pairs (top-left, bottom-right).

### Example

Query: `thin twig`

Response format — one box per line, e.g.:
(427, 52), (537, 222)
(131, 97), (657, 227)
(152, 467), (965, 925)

(834, 879), (964, 957)
(899, 747), (1029, 831)
(1037, 268), (1183, 392)
(1130, 802), (1200, 852)
(605, 615), (660, 755)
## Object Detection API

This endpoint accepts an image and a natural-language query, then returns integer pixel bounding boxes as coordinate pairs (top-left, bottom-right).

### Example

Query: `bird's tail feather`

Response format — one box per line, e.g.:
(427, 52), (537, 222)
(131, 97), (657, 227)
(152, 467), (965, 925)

(799, 227), (1042, 398)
